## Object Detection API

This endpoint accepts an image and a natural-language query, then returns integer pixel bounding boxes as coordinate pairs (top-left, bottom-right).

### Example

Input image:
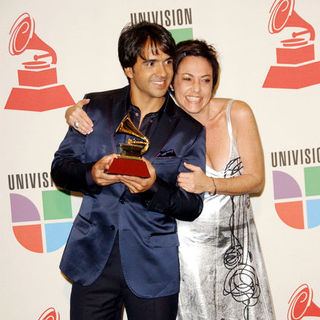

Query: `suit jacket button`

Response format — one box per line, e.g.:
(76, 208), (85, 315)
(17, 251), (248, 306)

(119, 198), (125, 204)
(110, 225), (115, 230)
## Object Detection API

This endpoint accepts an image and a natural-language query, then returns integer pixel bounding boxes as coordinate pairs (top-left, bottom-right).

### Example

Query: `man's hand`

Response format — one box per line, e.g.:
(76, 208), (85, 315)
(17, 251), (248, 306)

(92, 154), (120, 186)
(119, 158), (156, 193)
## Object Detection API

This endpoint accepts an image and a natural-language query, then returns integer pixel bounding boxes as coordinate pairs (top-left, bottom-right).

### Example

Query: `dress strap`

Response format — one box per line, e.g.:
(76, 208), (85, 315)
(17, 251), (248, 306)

(226, 99), (234, 141)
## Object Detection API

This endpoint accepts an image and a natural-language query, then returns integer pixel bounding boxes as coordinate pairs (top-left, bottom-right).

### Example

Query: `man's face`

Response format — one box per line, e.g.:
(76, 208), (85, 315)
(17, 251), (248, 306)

(124, 41), (173, 103)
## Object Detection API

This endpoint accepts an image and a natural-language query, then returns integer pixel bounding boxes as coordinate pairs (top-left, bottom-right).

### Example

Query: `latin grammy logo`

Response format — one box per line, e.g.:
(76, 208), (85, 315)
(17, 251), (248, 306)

(5, 12), (74, 111)
(37, 307), (60, 320)
(287, 284), (320, 320)
(263, 0), (320, 89)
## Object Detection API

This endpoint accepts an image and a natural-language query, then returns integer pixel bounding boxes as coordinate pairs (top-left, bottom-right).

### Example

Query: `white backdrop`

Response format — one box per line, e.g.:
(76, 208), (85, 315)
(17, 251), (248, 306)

(1, 0), (320, 319)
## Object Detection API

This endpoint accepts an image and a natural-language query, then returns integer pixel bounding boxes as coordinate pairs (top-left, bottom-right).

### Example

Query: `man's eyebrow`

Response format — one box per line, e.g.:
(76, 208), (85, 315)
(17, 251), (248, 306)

(142, 58), (156, 63)
(142, 57), (172, 64)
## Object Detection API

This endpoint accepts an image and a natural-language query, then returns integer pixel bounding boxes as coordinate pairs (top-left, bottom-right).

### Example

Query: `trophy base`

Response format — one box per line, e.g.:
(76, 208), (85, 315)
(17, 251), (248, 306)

(5, 84), (75, 111)
(108, 158), (150, 178)
(263, 60), (320, 89)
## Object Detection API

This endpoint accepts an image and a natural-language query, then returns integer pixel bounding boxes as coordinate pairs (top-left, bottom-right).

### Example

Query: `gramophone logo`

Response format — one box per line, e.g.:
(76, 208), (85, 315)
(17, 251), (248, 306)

(37, 307), (60, 320)
(5, 13), (74, 111)
(287, 284), (320, 320)
(263, 0), (320, 89)
(273, 166), (320, 229)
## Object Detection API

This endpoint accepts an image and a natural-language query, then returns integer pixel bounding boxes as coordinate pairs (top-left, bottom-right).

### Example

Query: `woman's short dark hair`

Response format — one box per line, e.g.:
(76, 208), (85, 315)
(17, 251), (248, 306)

(118, 22), (176, 69)
(173, 40), (220, 90)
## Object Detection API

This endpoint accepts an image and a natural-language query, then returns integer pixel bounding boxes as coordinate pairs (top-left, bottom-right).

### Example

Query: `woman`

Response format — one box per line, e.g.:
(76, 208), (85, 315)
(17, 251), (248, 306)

(65, 40), (274, 320)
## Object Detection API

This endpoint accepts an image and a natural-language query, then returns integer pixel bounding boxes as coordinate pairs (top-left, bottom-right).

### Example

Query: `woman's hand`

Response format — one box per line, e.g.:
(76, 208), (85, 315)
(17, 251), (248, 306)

(177, 163), (215, 194)
(65, 99), (94, 135)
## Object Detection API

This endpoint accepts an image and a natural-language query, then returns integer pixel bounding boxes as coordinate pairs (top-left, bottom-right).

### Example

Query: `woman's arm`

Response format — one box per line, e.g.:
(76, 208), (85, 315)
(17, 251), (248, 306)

(214, 100), (264, 195)
(177, 100), (264, 196)
(65, 99), (94, 135)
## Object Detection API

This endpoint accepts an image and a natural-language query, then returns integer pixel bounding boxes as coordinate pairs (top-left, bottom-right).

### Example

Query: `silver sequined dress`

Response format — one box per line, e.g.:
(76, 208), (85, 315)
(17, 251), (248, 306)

(176, 100), (275, 320)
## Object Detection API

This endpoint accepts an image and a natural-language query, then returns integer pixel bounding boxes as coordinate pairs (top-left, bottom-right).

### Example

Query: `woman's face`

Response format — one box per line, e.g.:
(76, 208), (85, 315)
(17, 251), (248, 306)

(173, 55), (213, 117)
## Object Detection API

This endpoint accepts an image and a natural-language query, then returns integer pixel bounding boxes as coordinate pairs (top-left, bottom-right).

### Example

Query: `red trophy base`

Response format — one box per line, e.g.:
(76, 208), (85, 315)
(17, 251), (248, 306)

(108, 158), (150, 178)
(263, 60), (320, 89)
(5, 85), (75, 111)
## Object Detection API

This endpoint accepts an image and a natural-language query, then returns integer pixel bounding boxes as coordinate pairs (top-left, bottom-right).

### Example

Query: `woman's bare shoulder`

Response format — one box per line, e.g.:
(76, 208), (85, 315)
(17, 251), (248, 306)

(211, 98), (253, 116)
(211, 98), (257, 137)
(230, 99), (255, 121)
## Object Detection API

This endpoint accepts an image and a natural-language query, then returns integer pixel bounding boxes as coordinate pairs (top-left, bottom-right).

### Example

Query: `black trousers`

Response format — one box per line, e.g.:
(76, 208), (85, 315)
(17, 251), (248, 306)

(70, 234), (178, 320)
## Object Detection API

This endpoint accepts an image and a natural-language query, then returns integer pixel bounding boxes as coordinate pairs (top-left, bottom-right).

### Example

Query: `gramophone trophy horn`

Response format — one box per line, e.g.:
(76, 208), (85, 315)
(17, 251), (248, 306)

(287, 284), (320, 320)
(107, 114), (151, 178)
(115, 114), (150, 156)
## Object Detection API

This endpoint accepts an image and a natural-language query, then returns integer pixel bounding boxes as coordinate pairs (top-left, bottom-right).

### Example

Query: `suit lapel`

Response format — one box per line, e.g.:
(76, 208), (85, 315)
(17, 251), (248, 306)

(144, 96), (180, 162)
(110, 87), (129, 131)
(107, 87), (129, 153)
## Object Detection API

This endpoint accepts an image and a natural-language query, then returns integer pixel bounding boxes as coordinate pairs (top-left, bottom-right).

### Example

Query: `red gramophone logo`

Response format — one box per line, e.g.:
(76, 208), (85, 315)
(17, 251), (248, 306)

(263, 0), (320, 89)
(37, 307), (60, 320)
(288, 284), (320, 320)
(5, 13), (74, 111)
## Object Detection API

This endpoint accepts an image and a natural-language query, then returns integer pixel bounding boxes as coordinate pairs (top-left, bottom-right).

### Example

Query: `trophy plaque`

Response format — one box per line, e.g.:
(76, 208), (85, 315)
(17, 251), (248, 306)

(107, 114), (150, 178)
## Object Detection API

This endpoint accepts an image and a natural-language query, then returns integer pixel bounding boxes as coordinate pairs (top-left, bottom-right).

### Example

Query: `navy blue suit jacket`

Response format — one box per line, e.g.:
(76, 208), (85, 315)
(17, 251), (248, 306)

(51, 86), (206, 298)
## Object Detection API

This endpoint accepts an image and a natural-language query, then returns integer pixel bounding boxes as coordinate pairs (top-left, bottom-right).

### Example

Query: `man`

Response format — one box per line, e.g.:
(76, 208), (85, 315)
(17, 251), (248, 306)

(51, 22), (205, 320)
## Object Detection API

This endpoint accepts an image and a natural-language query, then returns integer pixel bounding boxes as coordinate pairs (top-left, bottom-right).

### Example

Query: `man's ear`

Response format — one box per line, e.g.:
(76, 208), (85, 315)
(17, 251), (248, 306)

(124, 67), (133, 79)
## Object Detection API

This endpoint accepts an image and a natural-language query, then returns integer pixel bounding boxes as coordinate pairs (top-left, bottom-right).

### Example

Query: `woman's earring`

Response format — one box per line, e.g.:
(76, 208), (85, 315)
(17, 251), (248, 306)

(170, 84), (174, 92)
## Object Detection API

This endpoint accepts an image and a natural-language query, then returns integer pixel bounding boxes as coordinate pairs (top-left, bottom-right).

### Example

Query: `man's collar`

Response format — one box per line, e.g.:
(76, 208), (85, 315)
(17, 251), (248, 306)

(125, 85), (172, 117)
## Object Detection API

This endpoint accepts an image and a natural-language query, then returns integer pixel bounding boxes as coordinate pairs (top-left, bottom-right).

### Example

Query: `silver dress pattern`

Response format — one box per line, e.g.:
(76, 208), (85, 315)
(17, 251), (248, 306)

(176, 100), (275, 320)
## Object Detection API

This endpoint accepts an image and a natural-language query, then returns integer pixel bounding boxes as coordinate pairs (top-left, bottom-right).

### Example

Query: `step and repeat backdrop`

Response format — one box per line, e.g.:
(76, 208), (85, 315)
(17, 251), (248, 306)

(1, 0), (320, 319)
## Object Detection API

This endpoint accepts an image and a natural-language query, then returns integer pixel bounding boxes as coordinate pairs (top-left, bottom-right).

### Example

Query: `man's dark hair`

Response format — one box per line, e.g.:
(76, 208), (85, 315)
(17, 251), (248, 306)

(173, 40), (220, 90)
(118, 21), (176, 69)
